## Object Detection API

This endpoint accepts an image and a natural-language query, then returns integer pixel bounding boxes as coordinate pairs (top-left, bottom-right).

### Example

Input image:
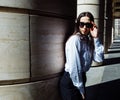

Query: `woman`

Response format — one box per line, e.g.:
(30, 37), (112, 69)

(60, 12), (104, 100)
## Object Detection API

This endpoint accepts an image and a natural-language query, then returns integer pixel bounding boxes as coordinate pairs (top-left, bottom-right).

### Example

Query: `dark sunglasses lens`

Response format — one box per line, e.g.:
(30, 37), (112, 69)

(79, 22), (84, 28)
(86, 23), (93, 28)
(79, 22), (93, 28)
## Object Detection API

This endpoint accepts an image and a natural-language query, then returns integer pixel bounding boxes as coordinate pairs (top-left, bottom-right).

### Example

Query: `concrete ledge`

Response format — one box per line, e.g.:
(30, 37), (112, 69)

(86, 63), (120, 87)
(91, 61), (103, 67)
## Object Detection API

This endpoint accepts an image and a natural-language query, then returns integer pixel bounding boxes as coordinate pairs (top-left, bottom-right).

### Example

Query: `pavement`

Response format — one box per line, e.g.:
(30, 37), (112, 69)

(85, 41), (120, 100)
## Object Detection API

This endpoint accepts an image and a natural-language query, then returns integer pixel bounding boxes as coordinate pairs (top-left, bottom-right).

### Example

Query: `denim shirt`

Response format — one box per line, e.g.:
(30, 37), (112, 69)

(64, 35), (104, 95)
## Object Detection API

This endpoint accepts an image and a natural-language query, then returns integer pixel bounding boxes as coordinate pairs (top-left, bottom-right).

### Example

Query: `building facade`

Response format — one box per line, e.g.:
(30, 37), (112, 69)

(0, 0), (119, 100)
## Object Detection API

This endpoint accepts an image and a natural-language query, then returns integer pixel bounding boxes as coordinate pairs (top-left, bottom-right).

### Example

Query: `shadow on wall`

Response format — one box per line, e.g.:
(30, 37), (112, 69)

(86, 79), (120, 100)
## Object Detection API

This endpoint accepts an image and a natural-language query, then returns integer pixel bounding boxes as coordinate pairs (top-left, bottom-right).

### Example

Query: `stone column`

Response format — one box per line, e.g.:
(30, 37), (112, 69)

(0, 0), (76, 100)
(77, 0), (100, 25)
(0, 8), (30, 82)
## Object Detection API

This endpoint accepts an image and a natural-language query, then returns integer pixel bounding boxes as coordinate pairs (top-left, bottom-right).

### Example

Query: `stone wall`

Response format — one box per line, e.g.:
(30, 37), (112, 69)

(0, 0), (76, 100)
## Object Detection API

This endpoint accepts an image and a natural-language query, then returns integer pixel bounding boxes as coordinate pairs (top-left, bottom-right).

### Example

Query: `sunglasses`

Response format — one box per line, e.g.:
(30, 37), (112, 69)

(79, 22), (93, 28)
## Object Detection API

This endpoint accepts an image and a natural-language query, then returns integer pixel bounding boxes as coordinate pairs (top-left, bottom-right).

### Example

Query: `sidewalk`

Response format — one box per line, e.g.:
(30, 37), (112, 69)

(86, 41), (120, 100)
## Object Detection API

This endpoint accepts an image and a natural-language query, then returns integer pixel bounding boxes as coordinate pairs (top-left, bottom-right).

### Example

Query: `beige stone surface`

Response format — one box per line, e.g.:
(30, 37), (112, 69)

(0, 12), (30, 80)
(0, 0), (76, 17)
(0, 77), (61, 100)
(0, 0), (30, 9)
(0, 1), (76, 100)
(30, 15), (68, 78)
(86, 66), (105, 86)
(77, 5), (99, 18)
(77, 0), (99, 4)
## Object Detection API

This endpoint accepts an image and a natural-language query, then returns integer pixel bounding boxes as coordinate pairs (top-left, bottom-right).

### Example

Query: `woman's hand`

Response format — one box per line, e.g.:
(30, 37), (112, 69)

(81, 93), (85, 100)
(90, 22), (98, 38)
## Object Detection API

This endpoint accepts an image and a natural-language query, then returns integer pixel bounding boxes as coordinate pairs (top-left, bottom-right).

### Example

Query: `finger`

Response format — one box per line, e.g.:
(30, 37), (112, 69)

(93, 25), (97, 28)
(91, 22), (97, 28)
(81, 93), (85, 100)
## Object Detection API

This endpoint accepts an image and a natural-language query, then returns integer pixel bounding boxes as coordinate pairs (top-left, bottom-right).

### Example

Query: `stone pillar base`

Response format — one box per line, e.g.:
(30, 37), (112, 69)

(91, 61), (103, 67)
